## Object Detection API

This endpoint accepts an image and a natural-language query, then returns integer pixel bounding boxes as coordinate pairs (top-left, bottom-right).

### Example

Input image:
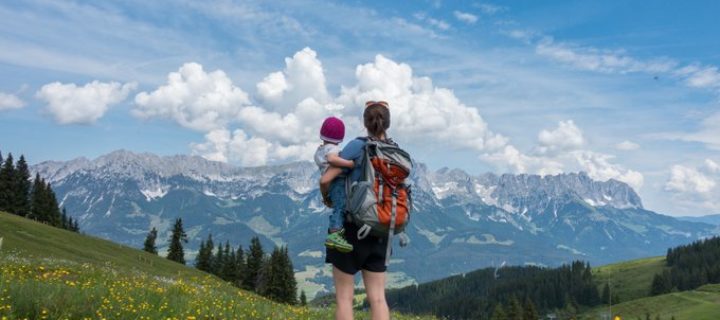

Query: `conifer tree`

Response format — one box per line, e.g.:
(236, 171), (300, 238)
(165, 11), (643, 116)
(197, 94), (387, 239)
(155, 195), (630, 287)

(0, 153), (15, 212)
(490, 303), (506, 320)
(61, 208), (69, 229)
(143, 227), (159, 254)
(213, 242), (225, 276)
(300, 290), (307, 306)
(523, 298), (539, 320)
(234, 245), (246, 287)
(45, 183), (62, 227)
(71, 218), (80, 232)
(506, 295), (523, 320)
(280, 246), (297, 304)
(166, 218), (187, 264)
(602, 282), (611, 304)
(221, 241), (236, 281)
(245, 236), (264, 291)
(195, 234), (214, 272)
(13, 155), (31, 217)
(29, 174), (47, 221)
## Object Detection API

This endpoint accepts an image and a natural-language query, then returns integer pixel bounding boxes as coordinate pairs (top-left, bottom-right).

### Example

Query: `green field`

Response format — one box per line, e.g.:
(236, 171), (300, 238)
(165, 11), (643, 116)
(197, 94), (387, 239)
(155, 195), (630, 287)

(592, 256), (666, 303)
(580, 284), (720, 320)
(0, 212), (432, 320)
(583, 257), (720, 320)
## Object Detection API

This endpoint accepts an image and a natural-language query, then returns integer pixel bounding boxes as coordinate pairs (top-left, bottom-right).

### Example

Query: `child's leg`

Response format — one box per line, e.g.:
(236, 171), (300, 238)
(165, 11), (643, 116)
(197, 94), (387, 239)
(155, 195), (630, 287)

(326, 179), (352, 252)
(328, 179), (346, 232)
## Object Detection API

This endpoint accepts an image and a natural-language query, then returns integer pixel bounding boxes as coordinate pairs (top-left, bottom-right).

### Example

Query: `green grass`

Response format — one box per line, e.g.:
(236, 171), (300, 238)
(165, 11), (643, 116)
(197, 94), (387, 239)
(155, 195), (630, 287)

(592, 256), (666, 303)
(0, 212), (433, 319)
(580, 284), (720, 320)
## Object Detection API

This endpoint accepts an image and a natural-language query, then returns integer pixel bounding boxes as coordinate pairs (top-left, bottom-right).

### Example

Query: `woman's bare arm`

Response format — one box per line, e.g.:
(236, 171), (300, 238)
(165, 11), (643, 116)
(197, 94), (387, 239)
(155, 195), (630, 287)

(327, 153), (354, 168)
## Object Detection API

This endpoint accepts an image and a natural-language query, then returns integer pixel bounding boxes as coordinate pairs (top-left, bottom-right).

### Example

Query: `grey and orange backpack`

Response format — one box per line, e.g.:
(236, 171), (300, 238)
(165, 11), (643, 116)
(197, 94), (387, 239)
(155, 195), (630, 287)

(345, 137), (413, 265)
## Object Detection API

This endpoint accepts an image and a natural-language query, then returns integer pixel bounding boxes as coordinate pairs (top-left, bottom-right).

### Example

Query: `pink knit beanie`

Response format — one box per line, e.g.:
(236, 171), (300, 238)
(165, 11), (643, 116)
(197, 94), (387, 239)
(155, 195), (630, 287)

(320, 116), (345, 143)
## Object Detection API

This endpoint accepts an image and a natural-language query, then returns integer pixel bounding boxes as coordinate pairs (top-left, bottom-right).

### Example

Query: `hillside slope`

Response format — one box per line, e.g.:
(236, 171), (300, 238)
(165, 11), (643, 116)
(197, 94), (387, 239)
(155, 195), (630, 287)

(0, 212), (430, 319)
(580, 284), (720, 320)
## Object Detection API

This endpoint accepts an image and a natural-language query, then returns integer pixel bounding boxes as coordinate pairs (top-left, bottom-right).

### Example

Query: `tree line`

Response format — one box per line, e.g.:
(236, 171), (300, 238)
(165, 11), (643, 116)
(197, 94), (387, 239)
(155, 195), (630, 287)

(384, 261), (601, 320)
(651, 236), (720, 295)
(0, 150), (79, 232)
(143, 218), (302, 305)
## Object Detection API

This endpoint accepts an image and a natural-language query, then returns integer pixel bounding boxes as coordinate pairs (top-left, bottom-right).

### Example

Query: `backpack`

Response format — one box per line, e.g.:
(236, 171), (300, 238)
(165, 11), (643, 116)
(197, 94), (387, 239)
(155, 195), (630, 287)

(345, 137), (413, 266)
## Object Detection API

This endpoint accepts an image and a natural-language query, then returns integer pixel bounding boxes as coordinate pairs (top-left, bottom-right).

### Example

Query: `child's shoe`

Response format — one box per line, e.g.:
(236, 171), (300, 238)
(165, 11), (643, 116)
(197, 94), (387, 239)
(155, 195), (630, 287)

(325, 229), (353, 253)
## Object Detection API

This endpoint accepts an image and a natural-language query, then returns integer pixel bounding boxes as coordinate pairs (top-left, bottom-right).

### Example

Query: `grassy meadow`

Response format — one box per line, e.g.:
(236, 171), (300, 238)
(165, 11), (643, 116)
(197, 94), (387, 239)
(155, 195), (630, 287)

(0, 212), (432, 320)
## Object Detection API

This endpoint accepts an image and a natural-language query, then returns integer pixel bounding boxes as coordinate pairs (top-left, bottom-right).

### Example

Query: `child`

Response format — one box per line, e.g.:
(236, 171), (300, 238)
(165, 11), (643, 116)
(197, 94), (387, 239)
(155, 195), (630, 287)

(314, 116), (355, 253)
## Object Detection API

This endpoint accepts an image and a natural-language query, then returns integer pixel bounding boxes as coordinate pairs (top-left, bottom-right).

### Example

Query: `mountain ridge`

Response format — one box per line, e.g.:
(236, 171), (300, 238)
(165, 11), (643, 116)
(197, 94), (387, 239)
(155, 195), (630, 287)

(30, 149), (718, 298)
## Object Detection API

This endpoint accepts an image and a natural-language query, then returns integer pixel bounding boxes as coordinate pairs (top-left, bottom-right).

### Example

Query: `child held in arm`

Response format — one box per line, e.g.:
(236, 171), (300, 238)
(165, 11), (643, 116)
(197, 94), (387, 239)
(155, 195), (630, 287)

(314, 116), (355, 253)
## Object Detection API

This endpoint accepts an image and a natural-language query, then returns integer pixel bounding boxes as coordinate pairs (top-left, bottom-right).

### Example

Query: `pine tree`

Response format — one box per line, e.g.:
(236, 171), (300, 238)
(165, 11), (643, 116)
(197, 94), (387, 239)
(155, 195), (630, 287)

(221, 241), (236, 281)
(13, 155), (31, 217)
(258, 246), (284, 301)
(213, 242), (225, 276)
(506, 295), (523, 320)
(195, 234), (214, 272)
(0, 153), (15, 213)
(280, 246), (297, 304)
(523, 298), (539, 320)
(61, 208), (69, 229)
(602, 282), (611, 304)
(45, 183), (62, 227)
(71, 218), (80, 232)
(490, 303), (506, 320)
(166, 218), (187, 264)
(300, 290), (307, 306)
(245, 236), (265, 291)
(143, 227), (159, 255)
(234, 245), (246, 287)
(29, 174), (47, 221)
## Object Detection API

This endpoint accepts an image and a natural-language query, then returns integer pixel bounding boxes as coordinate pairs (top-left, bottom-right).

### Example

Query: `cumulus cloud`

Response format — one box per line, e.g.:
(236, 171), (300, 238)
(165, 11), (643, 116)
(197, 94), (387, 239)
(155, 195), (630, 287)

(453, 11), (478, 24)
(676, 65), (720, 90)
(666, 164), (716, 194)
(36, 80), (136, 124)
(537, 120), (584, 154)
(413, 13), (450, 31)
(256, 47), (331, 112)
(337, 54), (508, 153)
(0, 92), (25, 110)
(166, 48), (642, 188)
(616, 140), (640, 151)
(133, 62), (251, 131)
(482, 120), (642, 189)
(663, 159), (720, 212)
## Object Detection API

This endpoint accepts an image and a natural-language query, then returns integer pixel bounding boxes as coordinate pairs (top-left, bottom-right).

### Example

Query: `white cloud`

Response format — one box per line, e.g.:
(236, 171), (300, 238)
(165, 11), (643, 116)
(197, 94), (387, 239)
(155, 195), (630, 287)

(427, 18), (450, 30)
(475, 3), (504, 15)
(256, 47), (331, 112)
(616, 140), (640, 151)
(706, 159), (720, 173)
(537, 120), (584, 154)
(453, 11), (478, 24)
(337, 54), (508, 152)
(190, 128), (317, 167)
(666, 164), (716, 194)
(535, 37), (676, 74)
(133, 63), (251, 131)
(36, 80), (136, 124)
(676, 65), (720, 89)
(573, 151), (644, 190)
(0, 92), (25, 110)
(482, 121), (642, 189)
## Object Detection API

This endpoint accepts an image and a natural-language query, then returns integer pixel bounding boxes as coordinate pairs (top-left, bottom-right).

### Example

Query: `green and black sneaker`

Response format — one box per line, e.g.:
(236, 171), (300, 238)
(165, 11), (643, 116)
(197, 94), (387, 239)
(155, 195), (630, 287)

(325, 229), (353, 253)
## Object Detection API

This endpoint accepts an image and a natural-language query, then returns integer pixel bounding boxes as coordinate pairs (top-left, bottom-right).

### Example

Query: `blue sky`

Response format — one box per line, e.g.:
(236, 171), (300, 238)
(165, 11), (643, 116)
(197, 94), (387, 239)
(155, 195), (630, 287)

(1, 0), (719, 216)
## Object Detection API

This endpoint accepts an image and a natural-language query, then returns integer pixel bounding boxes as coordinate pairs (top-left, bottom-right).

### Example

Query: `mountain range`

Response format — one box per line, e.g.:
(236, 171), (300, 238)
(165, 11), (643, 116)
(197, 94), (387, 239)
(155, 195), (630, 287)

(32, 150), (719, 298)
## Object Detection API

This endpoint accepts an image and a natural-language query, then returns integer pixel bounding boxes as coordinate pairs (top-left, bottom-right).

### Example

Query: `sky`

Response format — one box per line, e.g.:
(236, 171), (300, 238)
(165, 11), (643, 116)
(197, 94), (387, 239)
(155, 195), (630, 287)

(1, 0), (719, 216)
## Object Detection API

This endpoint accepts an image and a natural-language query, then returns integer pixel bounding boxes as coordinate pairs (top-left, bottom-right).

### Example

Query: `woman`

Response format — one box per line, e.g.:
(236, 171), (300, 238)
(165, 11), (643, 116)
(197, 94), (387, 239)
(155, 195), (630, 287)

(320, 101), (392, 320)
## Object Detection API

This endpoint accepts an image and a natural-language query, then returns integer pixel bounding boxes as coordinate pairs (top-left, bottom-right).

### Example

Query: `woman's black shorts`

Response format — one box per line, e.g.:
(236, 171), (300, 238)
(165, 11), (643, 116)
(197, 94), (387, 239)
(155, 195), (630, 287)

(325, 222), (389, 275)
